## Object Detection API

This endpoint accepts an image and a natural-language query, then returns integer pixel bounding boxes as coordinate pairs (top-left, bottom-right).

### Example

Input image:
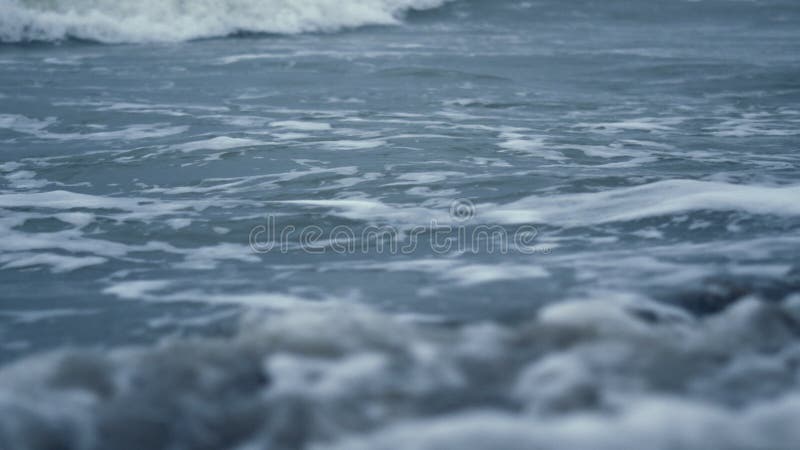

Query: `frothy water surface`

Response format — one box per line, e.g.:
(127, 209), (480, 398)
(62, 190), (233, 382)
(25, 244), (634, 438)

(1, 0), (800, 448)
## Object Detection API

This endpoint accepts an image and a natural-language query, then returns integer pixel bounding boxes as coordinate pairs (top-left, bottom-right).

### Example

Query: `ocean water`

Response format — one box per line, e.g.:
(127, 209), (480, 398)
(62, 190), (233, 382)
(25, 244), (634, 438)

(1, 0), (800, 448)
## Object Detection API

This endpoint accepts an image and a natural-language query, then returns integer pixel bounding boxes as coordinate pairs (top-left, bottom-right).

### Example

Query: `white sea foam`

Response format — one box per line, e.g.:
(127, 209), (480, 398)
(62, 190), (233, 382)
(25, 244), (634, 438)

(483, 179), (800, 226)
(102, 280), (173, 299)
(0, 114), (56, 134)
(270, 121), (332, 131)
(281, 180), (800, 229)
(2, 296), (800, 449)
(3, 171), (50, 189)
(708, 117), (800, 137)
(171, 136), (266, 153)
(143, 165), (359, 196)
(0, 190), (254, 273)
(0, 308), (99, 324)
(272, 132), (311, 141)
(321, 139), (387, 150)
(217, 53), (283, 65)
(0, 0), (450, 43)
(279, 197), (451, 225)
(0, 114), (188, 141)
(323, 398), (800, 450)
(443, 263), (549, 286)
(497, 132), (567, 161)
(0, 190), (197, 216)
(576, 117), (685, 134)
(0, 252), (107, 273)
(384, 171), (465, 186)
(103, 280), (342, 310)
(340, 259), (550, 287)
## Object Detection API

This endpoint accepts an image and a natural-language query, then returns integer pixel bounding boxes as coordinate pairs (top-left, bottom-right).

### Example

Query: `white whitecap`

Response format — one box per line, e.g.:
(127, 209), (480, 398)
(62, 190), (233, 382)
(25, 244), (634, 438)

(0, 0), (451, 43)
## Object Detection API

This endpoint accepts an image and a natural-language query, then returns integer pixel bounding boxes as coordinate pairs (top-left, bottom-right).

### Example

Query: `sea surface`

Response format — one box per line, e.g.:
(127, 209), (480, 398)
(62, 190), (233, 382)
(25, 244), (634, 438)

(1, 0), (800, 448)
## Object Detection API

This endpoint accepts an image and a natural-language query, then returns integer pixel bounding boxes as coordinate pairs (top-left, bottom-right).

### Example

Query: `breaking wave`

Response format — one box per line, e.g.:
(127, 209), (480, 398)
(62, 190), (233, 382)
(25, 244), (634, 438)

(0, 0), (450, 43)
(2, 295), (800, 449)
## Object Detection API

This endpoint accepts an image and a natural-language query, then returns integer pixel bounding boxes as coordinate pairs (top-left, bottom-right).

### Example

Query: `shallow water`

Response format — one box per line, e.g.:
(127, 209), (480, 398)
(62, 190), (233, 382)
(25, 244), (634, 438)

(1, 0), (800, 448)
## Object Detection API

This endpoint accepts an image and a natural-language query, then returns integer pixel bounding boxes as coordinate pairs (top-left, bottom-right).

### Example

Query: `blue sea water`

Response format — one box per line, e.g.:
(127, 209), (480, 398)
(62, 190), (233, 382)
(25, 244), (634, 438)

(1, 0), (800, 448)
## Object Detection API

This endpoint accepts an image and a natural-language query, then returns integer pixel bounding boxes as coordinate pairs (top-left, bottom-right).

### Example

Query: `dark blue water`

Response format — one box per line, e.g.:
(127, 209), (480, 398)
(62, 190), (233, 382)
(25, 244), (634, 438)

(1, 1), (800, 448)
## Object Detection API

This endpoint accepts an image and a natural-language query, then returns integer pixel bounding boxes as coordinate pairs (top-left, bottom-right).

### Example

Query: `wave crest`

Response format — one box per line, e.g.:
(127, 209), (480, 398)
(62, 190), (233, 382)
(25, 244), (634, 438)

(0, 0), (449, 43)
(2, 297), (800, 449)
